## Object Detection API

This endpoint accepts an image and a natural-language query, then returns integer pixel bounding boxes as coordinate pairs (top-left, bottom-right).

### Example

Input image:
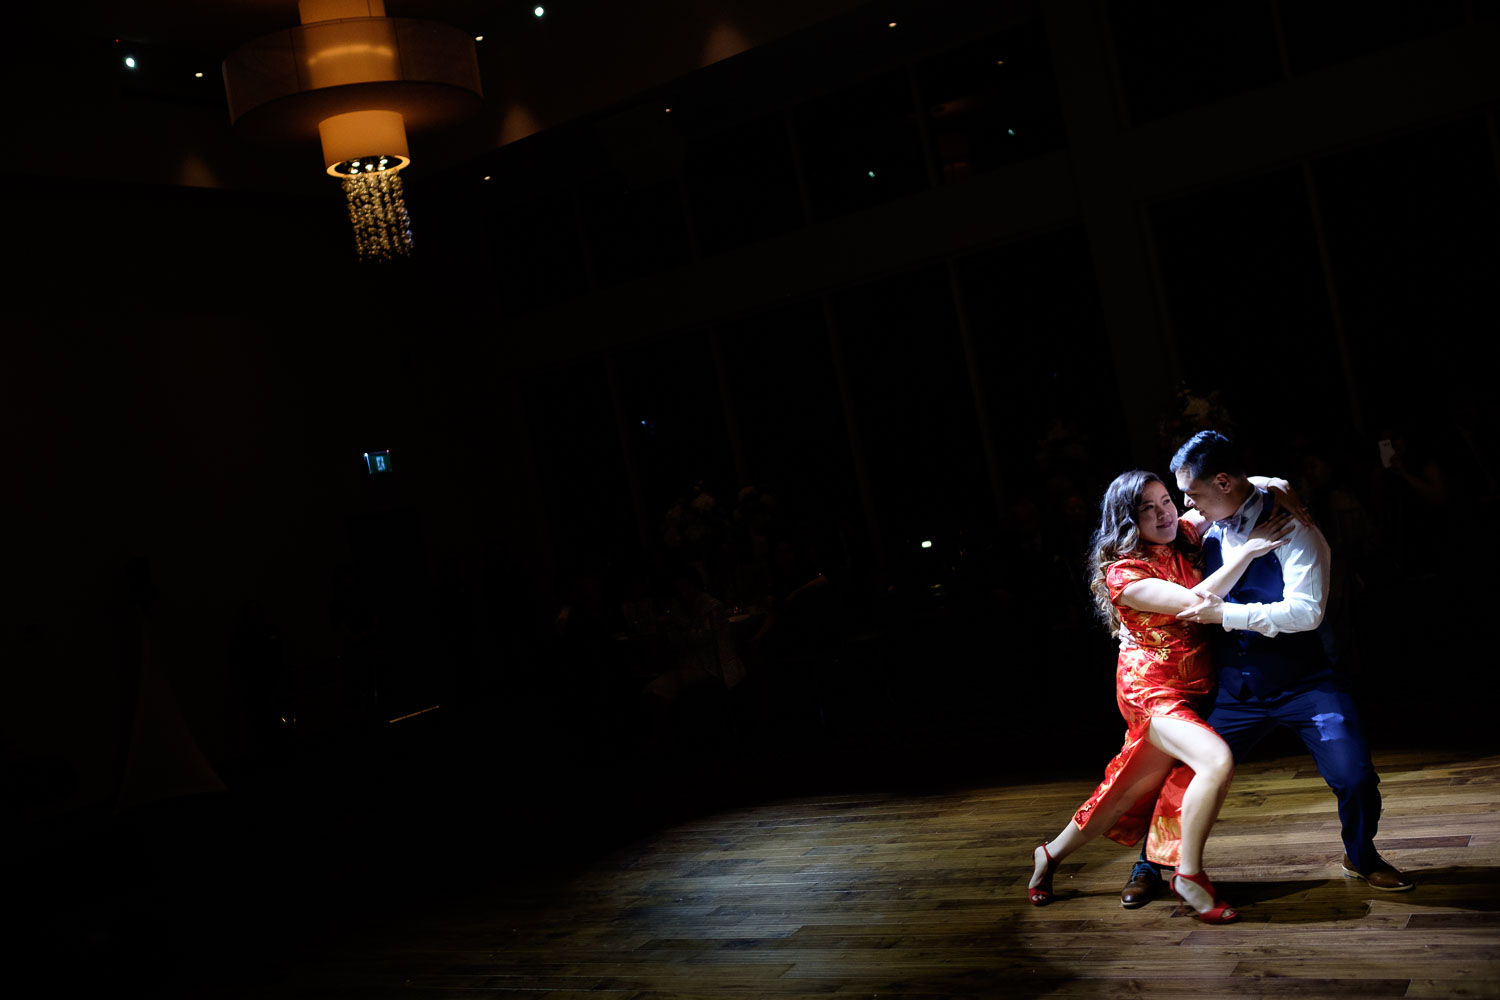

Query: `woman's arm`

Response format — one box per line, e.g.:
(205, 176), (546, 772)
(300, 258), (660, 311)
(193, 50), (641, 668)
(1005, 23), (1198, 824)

(1173, 511), (1296, 623)
(1118, 578), (1208, 617)
(1195, 510), (1293, 597)
(1118, 512), (1292, 617)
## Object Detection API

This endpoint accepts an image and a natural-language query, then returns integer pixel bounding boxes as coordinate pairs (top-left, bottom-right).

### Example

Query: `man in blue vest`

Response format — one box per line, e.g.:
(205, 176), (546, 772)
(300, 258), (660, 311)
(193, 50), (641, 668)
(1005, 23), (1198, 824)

(1120, 430), (1413, 907)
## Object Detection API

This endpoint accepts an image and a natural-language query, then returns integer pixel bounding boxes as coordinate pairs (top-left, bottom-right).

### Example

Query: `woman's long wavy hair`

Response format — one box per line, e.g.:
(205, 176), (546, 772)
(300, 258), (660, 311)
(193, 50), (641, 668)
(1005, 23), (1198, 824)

(1086, 469), (1199, 636)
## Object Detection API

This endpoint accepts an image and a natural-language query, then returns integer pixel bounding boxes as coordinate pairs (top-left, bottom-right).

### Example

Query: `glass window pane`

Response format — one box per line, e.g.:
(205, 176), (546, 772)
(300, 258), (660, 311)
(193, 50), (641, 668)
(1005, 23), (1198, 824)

(685, 113), (805, 256)
(958, 226), (1120, 496)
(1108, 0), (1283, 124)
(1149, 168), (1346, 447)
(1314, 118), (1500, 434)
(612, 333), (736, 534)
(486, 193), (590, 315)
(958, 228), (1118, 643)
(1281, 0), (1464, 75)
(719, 301), (866, 586)
(795, 71), (930, 221)
(522, 362), (636, 572)
(580, 178), (692, 288)
(832, 266), (989, 572)
(722, 300), (856, 507)
(918, 19), (1066, 184)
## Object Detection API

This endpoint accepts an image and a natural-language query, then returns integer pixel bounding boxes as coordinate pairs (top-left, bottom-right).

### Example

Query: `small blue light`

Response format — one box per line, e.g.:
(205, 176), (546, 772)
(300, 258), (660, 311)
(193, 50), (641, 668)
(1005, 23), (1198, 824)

(124, 56), (136, 69)
(867, 170), (876, 178)
(1007, 128), (1015, 136)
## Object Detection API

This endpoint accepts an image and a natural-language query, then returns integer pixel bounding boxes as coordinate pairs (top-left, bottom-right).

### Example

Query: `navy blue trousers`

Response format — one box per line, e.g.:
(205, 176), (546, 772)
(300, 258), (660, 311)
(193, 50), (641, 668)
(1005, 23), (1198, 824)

(1141, 677), (1384, 872)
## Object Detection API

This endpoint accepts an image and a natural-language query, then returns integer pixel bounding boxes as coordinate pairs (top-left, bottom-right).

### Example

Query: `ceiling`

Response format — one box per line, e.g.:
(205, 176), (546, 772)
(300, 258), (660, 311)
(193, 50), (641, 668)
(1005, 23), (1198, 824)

(42, 1), (503, 46)
(9, 1), (880, 190)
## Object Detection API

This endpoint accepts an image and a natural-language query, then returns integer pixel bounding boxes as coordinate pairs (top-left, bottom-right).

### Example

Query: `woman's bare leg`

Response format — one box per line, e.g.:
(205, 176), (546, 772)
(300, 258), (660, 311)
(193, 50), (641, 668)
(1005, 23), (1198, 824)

(1144, 716), (1235, 911)
(1030, 744), (1177, 889)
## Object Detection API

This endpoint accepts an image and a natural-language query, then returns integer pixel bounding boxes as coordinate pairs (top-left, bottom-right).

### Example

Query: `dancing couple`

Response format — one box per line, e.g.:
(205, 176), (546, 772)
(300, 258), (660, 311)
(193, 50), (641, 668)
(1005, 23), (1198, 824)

(1027, 430), (1413, 923)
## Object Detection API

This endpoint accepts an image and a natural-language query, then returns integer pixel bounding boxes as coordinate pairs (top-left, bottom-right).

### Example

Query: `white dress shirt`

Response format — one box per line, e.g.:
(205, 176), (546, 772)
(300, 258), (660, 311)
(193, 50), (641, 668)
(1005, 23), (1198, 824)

(1212, 488), (1331, 637)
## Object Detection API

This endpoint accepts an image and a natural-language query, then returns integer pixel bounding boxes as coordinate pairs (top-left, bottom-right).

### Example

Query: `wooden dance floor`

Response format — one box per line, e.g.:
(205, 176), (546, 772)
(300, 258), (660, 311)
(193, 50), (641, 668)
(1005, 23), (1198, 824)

(265, 749), (1500, 998)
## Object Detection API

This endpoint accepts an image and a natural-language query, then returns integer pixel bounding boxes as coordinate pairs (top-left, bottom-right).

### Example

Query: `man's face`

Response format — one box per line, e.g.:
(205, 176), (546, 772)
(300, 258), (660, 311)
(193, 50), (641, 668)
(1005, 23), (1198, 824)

(1175, 468), (1239, 522)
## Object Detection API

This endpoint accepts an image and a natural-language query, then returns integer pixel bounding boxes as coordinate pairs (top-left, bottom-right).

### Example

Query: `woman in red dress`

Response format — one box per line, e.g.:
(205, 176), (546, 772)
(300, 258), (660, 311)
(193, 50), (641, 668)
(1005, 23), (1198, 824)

(1026, 469), (1291, 922)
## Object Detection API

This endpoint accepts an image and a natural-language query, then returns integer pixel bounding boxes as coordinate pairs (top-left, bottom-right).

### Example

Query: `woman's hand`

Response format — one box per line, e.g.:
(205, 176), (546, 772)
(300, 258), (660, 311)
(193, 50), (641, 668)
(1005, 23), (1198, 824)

(1180, 511), (1292, 624)
(1267, 481), (1313, 528)
(1243, 509), (1294, 557)
(1176, 589), (1225, 624)
(1249, 476), (1313, 527)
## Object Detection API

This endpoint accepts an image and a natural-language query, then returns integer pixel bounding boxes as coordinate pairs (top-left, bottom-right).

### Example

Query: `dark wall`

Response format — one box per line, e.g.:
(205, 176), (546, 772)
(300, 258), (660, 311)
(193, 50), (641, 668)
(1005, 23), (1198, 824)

(6, 176), (532, 804)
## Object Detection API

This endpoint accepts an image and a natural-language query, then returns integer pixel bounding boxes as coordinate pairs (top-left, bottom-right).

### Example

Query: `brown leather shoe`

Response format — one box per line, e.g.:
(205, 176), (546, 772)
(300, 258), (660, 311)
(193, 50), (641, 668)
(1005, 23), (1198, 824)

(1341, 854), (1415, 891)
(1121, 860), (1163, 908)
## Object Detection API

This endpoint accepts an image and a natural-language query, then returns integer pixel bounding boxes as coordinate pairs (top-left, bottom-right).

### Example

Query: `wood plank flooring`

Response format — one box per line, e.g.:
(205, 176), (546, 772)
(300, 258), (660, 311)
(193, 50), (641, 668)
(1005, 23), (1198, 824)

(253, 750), (1500, 998)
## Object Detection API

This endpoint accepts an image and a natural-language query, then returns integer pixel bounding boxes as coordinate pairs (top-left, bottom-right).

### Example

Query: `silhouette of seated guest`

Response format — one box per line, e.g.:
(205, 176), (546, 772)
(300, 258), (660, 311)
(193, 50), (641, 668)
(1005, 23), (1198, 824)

(1297, 448), (1371, 558)
(1382, 430), (1449, 511)
(993, 498), (1048, 620)
(639, 572), (747, 749)
(648, 572), (747, 695)
(1289, 445), (1373, 670)
(664, 483), (727, 592)
(748, 536), (831, 657)
(1374, 426), (1454, 583)
(727, 485), (777, 612)
(1038, 479), (1097, 632)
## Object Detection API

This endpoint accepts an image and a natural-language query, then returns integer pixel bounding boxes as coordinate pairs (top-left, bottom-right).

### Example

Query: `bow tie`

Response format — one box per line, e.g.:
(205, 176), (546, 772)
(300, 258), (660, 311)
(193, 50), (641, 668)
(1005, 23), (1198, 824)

(1216, 514), (1247, 534)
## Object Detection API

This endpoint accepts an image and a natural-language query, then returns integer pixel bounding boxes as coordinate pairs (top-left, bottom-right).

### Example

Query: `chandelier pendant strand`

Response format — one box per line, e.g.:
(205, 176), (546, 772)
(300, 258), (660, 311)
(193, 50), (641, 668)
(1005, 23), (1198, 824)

(343, 168), (413, 261)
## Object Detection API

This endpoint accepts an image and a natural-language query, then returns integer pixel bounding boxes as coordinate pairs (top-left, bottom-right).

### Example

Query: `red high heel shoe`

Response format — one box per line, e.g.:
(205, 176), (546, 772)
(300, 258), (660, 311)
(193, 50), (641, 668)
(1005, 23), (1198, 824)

(1028, 843), (1060, 905)
(1170, 869), (1239, 923)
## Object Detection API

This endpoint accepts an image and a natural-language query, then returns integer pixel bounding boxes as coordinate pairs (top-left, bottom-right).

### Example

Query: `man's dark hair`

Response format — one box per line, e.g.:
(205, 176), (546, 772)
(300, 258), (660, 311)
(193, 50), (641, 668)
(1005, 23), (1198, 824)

(1170, 430), (1246, 482)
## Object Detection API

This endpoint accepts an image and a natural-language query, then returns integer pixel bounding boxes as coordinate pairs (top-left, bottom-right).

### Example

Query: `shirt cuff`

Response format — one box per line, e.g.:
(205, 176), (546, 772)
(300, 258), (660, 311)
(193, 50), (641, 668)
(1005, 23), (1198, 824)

(1221, 603), (1250, 632)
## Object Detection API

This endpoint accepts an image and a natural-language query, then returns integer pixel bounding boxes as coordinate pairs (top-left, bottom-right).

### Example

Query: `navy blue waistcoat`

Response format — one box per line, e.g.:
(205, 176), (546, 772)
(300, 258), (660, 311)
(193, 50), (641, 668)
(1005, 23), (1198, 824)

(1202, 501), (1331, 700)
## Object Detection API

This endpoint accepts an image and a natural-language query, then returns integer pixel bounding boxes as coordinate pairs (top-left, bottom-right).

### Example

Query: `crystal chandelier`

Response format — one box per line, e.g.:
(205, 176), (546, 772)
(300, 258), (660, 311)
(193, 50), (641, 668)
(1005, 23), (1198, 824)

(323, 109), (414, 261)
(341, 161), (413, 262)
(222, 1), (481, 261)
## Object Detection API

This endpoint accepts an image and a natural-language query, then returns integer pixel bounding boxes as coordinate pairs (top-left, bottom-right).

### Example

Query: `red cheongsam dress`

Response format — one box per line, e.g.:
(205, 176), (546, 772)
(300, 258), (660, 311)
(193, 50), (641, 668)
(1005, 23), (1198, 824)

(1070, 518), (1220, 867)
